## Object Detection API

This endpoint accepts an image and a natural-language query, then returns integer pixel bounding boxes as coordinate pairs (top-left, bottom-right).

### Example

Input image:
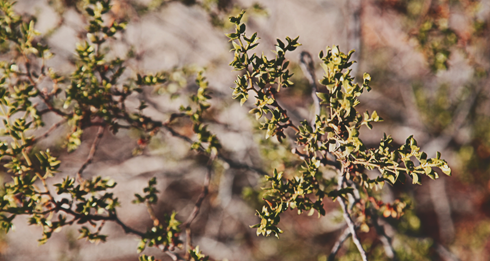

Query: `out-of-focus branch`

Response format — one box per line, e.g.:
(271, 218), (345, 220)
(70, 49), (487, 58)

(428, 178), (454, 243)
(300, 51), (320, 128)
(409, 0), (433, 36)
(160, 248), (185, 261)
(328, 226), (352, 261)
(347, 180), (396, 260)
(435, 243), (461, 261)
(380, 219), (461, 261)
(369, 207), (397, 260)
(218, 153), (267, 176)
(423, 83), (485, 243)
(346, 0), (362, 77)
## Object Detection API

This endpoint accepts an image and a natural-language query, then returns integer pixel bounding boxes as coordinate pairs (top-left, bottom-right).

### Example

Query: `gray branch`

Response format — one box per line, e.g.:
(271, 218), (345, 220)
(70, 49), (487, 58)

(338, 173), (368, 261)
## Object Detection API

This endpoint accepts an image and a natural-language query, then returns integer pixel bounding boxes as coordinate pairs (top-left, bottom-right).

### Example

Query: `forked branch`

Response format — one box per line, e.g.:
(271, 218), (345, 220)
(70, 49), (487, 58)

(337, 172), (368, 261)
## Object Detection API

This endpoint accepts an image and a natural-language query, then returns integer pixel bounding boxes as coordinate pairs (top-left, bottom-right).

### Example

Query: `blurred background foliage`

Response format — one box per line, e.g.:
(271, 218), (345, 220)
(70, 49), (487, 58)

(0, 0), (489, 260)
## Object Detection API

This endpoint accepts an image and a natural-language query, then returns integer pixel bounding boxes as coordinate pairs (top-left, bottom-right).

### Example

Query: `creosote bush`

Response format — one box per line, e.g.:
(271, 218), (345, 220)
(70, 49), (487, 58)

(0, 1), (454, 261)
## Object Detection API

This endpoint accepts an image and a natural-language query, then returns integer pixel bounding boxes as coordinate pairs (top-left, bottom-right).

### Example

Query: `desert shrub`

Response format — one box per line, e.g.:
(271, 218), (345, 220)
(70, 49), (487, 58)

(1, 1), (481, 260)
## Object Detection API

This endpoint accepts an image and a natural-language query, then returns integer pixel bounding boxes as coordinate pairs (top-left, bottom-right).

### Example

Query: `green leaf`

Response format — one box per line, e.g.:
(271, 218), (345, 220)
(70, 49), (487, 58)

(440, 164), (451, 176)
(411, 173), (420, 185)
(85, 7), (95, 16)
(229, 10), (245, 25)
(316, 92), (329, 103)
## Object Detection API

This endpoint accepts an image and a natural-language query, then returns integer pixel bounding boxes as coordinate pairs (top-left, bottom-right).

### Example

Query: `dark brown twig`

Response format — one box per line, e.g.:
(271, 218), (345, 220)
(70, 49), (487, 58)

(162, 124), (268, 176)
(181, 153), (216, 259)
(32, 119), (66, 145)
(57, 206), (146, 237)
(62, 205), (184, 260)
(76, 126), (105, 182)
(24, 61), (68, 117)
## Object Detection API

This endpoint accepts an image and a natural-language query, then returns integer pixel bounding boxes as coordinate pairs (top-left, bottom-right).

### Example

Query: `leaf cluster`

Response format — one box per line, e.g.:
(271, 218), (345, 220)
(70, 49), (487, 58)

(0, 0), (223, 258)
(227, 11), (452, 240)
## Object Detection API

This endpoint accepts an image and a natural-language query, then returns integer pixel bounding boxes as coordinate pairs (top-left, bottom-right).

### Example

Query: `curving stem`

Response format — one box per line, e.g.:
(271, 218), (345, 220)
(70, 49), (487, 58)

(337, 170), (368, 261)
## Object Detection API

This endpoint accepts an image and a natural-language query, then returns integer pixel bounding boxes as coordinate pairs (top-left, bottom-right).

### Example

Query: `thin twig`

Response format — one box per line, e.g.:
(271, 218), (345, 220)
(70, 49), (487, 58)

(76, 126), (105, 182)
(96, 220), (106, 234)
(337, 171), (368, 261)
(24, 61), (68, 117)
(164, 250), (179, 261)
(32, 119), (66, 145)
(112, 214), (145, 237)
(182, 153), (216, 259)
(217, 153), (268, 176)
(162, 124), (268, 176)
(61, 204), (186, 259)
(57, 206), (146, 237)
(158, 245), (185, 261)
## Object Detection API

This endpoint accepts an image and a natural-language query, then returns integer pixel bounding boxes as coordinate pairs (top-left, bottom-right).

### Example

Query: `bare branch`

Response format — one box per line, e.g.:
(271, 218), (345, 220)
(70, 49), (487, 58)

(299, 51), (320, 128)
(32, 119), (66, 145)
(76, 126), (105, 181)
(57, 206), (146, 237)
(159, 246), (186, 261)
(346, 0), (362, 77)
(162, 124), (268, 176)
(24, 61), (69, 117)
(182, 154), (216, 258)
(337, 173), (368, 261)
(145, 201), (160, 226)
